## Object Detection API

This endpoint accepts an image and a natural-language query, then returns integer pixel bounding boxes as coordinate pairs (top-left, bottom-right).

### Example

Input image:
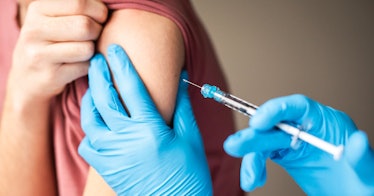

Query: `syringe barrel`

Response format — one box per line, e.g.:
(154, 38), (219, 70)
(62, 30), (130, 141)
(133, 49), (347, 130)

(201, 84), (257, 116)
(213, 92), (257, 117)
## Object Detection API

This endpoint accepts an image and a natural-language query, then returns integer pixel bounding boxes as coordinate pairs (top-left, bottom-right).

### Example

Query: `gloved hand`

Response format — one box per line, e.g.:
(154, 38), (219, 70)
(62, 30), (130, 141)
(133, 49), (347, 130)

(224, 94), (374, 195)
(78, 44), (212, 195)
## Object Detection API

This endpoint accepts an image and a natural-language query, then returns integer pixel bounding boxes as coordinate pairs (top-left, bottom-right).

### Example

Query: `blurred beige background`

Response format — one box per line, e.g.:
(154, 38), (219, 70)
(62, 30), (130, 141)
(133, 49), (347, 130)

(191, 1), (374, 196)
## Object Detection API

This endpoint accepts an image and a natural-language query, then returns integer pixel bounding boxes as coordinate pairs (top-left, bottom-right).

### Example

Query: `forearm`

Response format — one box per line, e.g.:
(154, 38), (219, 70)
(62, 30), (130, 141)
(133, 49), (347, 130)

(0, 95), (57, 195)
(0, 0), (107, 194)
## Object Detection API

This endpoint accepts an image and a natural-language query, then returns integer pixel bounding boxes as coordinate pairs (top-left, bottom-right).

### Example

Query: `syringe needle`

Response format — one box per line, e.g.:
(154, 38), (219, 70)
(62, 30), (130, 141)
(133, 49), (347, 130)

(183, 79), (202, 89)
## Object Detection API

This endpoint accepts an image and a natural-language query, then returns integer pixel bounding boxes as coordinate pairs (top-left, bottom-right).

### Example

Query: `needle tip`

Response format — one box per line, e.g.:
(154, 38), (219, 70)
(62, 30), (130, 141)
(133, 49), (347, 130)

(182, 79), (202, 89)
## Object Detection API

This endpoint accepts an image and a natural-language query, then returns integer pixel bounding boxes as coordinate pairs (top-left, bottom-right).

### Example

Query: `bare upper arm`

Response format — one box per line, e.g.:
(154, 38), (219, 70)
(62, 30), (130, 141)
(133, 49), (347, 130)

(98, 9), (184, 124)
(83, 8), (185, 195)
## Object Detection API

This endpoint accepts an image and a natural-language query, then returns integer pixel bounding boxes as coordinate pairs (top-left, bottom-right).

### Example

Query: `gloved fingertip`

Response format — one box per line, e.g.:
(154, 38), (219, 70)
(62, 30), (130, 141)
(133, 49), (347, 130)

(223, 132), (246, 158)
(78, 137), (90, 158)
(249, 105), (278, 131)
(240, 154), (267, 192)
(107, 44), (132, 66)
(81, 88), (91, 103)
(249, 109), (265, 128)
(80, 90), (95, 128)
(106, 44), (138, 85)
(178, 70), (189, 91)
(180, 70), (189, 81)
(90, 53), (105, 66)
(240, 181), (255, 192)
(107, 44), (123, 55)
(345, 131), (370, 167)
(241, 178), (265, 192)
(78, 137), (101, 170)
(89, 53), (108, 82)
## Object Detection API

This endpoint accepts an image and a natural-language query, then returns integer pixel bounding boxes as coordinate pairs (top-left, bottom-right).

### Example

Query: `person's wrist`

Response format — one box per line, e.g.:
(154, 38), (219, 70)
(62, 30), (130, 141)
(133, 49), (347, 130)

(6, 67), (58, 105)
(1, 89), (52, 140)
(3, 87), (52, 118)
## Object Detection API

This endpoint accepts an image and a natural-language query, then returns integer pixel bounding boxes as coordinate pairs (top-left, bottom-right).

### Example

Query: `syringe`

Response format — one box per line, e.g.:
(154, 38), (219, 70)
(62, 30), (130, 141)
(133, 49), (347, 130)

(183, 79), (344, 160)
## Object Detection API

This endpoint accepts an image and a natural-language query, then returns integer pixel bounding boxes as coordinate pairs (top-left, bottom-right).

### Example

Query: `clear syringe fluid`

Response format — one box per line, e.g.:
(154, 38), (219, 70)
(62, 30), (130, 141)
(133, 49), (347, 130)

(183, 79), (344, 160)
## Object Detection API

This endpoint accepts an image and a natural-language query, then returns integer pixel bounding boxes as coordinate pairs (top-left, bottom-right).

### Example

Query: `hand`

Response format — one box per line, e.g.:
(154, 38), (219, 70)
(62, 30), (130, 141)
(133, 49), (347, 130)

(224, 94), (374, 195)
(8, 0), (107, 104)
(78, 44), (212, 195)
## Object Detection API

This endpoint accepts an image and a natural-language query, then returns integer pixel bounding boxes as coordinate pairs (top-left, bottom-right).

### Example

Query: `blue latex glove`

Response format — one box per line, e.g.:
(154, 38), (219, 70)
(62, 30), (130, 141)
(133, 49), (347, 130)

(224, 94), (374, 195)
(78, 44), (212, 195)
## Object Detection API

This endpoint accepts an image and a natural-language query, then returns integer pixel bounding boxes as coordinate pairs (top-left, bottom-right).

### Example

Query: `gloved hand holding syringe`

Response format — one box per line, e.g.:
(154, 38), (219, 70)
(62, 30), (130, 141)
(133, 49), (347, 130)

(183, 79), (344, 160)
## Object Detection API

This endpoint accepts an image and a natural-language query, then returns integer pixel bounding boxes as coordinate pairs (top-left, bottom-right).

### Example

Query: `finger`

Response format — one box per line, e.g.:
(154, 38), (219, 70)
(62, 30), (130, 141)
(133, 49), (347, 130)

(88, 54), (129, 131)
(240, 153), (267, 192)
(45, 41), (95, 64)
(38, 15), (103, 42)
(345, 131), (374, 184)
(30, 0), (108, 24)
(78, 137), (104, 173)
(250, 94), (312, 131)
(78, 137), (95, 164)
(224, 127), (291, 157)
(106, 44), (160, 119)
(173, 71), (193, 133)
(80, 90), (113, 149)
(173, 71), (201, 141)
(58, 62), (89, 84)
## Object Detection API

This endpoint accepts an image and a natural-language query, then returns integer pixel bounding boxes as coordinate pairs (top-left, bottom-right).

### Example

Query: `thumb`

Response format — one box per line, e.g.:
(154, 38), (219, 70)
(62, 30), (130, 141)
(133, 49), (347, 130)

(223, 127), (290, 158)
(173, 71), (194, 133)
(240, 153), (267, 192)
(345, 131), (374, 185)
(173, 71), (201, 142)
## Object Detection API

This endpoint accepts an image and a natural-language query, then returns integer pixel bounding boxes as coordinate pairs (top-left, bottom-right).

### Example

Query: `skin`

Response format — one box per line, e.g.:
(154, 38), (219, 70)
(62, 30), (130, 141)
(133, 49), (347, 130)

(0, 0), (107, 195)
(83, 9), (185, 195)
(2, 0), (184, 195)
